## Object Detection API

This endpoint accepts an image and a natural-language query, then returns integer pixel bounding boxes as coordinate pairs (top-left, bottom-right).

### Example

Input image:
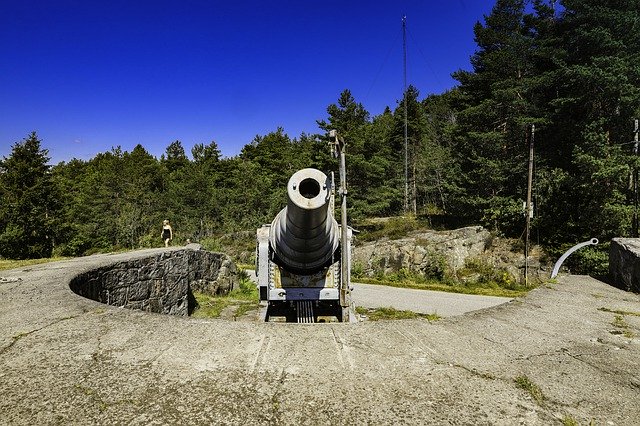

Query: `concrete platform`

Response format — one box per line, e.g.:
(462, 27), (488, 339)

(1, 249), (639, 425)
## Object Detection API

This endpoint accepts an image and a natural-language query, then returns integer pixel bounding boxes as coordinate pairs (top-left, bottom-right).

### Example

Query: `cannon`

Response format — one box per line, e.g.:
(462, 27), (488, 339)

(256, 168), (353, 322)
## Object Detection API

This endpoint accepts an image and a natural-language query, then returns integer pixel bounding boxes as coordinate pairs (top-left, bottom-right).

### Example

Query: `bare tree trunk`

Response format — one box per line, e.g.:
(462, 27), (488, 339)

(436, 170), (446, 213)
(411, 148), (417, 216)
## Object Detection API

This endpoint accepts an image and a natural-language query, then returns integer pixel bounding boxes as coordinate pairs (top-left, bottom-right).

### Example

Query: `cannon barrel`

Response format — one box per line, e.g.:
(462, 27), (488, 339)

(269, 168), (340, 273)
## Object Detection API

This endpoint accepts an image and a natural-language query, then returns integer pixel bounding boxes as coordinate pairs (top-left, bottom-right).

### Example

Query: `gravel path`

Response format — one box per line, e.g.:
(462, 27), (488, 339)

(246, 269), (511, 317)
(352, 282), (510, 316)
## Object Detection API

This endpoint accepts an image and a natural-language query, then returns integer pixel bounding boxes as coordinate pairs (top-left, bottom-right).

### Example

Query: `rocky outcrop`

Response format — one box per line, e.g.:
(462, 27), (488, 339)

(69, 245), (238, 316)
(353, 226), (491, 277)
(609, 238), (640, 292)
(353, 226), (545, 284)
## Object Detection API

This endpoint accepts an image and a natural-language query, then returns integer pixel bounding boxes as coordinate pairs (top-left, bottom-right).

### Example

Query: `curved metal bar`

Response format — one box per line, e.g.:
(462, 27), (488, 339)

(551, 238), (599, 279)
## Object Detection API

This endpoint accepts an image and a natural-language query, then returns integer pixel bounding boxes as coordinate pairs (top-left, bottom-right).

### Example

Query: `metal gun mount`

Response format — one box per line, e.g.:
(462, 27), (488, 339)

(256, 168), (353, 323)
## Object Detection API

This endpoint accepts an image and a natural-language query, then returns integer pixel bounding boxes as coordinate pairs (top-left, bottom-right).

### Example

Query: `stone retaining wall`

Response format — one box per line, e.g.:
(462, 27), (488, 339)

(609, 238), (640, 293)
(69, 245), (238, 316)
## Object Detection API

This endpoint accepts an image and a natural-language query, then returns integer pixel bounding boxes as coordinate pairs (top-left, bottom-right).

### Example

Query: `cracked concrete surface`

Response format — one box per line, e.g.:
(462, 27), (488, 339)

(1, 248), (639, 425)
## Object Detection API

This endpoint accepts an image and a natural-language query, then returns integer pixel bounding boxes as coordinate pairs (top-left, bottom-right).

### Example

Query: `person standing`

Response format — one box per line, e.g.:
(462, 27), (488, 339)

(161, 220), (173, 247)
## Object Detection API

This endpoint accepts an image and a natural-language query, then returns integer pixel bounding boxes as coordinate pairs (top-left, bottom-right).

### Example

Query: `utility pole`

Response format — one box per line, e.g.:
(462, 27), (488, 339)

(402, 15), (409, 214)
(525, 124), (535, 286)
(633, 119), (639, 237)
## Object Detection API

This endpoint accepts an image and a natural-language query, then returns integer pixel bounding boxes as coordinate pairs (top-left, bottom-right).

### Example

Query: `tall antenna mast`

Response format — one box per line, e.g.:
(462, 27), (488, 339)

(403, 15), (409, 213)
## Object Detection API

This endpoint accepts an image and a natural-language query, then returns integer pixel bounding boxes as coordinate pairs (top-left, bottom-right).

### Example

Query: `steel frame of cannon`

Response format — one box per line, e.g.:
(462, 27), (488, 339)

(256, 132), (353, 323)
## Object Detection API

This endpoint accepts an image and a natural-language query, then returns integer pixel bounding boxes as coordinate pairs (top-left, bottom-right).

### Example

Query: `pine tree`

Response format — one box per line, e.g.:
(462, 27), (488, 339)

(419, 90), (461, 217)
(162, 140), (189, 173)
(392, 85), (428, 216)
(452, 0), (542, 233)
(317, 89), (403, 219)
(535, 0), (640, 271)
(0, 132), (59, 259)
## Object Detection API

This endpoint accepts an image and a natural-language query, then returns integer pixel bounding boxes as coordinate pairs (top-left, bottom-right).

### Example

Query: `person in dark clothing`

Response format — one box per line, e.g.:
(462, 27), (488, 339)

(161, 219), (173, 247)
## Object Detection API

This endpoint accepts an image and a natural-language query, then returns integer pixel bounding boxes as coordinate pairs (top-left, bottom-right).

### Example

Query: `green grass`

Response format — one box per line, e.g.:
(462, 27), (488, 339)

(514, 375), (545, 405)
(610, 314), (636, 338)
(612, 314), (628, 328)
(191, 273), (259, 320)
(354, 276), (526, 298)
(599, 307), (638, 338)
(598, 307), (640, 317)
(236, 263), (255, 270)
(0, 256), (69, 271)
(561, 415), (579, 426)
(355, 306), (440, 321)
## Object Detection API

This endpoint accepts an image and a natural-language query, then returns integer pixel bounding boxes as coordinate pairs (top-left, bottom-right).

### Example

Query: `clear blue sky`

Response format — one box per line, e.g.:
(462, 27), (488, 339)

(0, 0), (495, 164)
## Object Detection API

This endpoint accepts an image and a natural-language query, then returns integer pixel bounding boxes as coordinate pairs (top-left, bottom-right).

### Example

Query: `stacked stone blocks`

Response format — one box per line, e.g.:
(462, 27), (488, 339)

(69, 247), (238, 316)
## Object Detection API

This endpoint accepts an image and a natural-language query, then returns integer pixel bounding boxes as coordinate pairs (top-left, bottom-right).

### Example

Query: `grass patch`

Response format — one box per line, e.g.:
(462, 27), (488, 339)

(561, 416), (579, 426)
(191, 293), (229, 318)
(599, 308), (638, 338)
(236, 263), (255, 271)
(610, 314), (636, 338)
(0, 256), (69, 271)
(598, 307), (640, 317)
(355, 306), (440, 321)
(612, 314), (628, 329)
(354, 276), (526, 298)
(191, 272), (259, 320)
(514, 375), (545, 405)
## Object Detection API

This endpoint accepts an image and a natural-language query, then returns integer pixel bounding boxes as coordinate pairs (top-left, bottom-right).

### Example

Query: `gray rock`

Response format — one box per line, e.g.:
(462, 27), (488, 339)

(353, 226), (490, 277)
(609, 238), (640, 292)
(69, 248), (238, 316)
(353, 226), (546, 284)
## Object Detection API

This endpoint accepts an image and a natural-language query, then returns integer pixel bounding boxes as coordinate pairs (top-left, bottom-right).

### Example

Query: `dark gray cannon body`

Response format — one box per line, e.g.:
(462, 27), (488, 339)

(256, 168), (351, 322)
(269, 168), (340, 274)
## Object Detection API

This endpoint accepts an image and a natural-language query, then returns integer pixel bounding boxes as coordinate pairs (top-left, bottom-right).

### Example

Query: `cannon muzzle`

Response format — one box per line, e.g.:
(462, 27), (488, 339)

(269, 168), (339, 273)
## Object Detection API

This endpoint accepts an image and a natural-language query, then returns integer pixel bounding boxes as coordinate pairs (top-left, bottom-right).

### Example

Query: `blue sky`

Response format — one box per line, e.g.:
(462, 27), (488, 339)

(0, 0), (496, 164)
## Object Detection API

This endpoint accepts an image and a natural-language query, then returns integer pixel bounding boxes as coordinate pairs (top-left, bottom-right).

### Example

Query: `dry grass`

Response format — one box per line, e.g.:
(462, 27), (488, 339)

(0, 257), (68, 271)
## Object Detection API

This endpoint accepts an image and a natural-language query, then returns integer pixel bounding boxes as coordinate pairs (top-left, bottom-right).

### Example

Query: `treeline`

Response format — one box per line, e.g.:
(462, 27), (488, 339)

(1, 0), (639, 274)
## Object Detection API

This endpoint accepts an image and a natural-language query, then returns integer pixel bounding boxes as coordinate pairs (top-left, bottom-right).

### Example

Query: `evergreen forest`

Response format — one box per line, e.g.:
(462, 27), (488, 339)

(1, 0), (639, 275)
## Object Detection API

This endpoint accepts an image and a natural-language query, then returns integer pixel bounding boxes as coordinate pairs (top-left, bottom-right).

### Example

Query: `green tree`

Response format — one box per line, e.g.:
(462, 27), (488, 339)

(240, 127), (304, 189)
(452, 0), (543, 233)
(119, 145), (163, 248)
(189, 141), (223, 240)
(318, 89), (400, 220)
(217, 158), (278, 231)
(358, 107), (404, 216)
(392, 85), (429, 216)
(192, 141), (221, 165)
(51, 158), (94, 255)
(0, 132), (59, 259)
(162, 140), (189, 173)
(418, 90), (461, 217)
(534, 0), (640, 268)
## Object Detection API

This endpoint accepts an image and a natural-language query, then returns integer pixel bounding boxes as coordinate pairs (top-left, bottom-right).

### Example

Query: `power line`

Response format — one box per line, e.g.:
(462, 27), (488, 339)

(406, 26), (445, 91)
(364, 30), (402, 103)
